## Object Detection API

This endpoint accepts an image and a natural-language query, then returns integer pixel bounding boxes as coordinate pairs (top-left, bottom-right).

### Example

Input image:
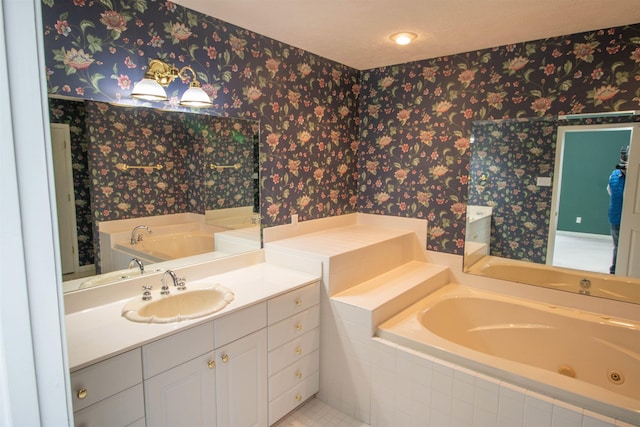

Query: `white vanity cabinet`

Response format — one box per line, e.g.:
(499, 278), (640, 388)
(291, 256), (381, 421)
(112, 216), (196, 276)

(267, 282), (320, 425)
(214, 302), (268, 427)
(70, 348), (144, 427)
(143, 322), (216, 427)
(67, 275), (321, 427)
(143, 303), (268, 427)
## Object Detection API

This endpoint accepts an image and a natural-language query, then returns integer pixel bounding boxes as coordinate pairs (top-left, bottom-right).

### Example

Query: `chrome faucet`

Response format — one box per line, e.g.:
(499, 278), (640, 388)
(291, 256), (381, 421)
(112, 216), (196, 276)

(128, 257), (144, 274)
(130, 225), (152, 245)
(161, 270), (187, 294)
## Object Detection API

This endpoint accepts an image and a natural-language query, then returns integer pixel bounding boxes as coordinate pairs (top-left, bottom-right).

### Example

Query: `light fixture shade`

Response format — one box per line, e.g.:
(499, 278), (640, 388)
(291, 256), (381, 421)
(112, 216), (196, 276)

(131, 78), (168, 101)
(179, 86), (213, 108)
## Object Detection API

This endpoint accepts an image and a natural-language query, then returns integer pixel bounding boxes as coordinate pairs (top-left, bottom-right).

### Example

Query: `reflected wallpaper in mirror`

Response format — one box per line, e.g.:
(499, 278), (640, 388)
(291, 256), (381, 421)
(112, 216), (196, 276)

(49, 98), (259, 284)
(465, 115), (640, 303)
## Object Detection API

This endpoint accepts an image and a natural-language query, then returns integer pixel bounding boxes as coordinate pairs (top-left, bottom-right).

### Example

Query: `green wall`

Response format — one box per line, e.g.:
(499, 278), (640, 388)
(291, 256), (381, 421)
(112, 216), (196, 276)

(557, 129), (631, 235)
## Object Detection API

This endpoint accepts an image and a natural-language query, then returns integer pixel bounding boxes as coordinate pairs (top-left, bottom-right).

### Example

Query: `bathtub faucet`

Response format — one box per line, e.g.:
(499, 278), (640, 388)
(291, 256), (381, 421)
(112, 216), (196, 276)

(128, 257), (144, 275)
(579, 278), (591, 295)
(161, 270), (187, 294)
(130, 225), (152, 245)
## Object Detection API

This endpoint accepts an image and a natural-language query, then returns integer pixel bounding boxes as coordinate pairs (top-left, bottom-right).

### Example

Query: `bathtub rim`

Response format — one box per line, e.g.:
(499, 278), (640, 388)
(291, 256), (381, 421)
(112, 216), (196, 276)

(377, 283), (640, 426)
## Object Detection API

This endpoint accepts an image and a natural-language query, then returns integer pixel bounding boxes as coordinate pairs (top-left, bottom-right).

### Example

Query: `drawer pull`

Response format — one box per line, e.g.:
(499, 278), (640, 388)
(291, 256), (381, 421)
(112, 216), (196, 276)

(295, 393), (302, 402)
(295, 322), (303, 331)
(295, 298), (302, 307)
(208, 359), (216, 369)
(221, 354), (229, 363)
(295, 346), (302, 355)
(76, 388), (88, 400)
(295, 370), (302, 379)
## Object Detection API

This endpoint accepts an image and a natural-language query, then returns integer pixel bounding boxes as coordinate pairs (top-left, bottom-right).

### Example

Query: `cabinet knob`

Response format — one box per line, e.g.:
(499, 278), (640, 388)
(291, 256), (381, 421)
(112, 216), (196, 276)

(295, 393), (302, 402)
(295, 298), (302, 307)
(295, 370), (302, 379)
(295, 346), (302, 355)
(221, 354), (229, 363)
(295, 322), (303, 331)
(208, 359), (216, 369)
(76, 388), (87, 400)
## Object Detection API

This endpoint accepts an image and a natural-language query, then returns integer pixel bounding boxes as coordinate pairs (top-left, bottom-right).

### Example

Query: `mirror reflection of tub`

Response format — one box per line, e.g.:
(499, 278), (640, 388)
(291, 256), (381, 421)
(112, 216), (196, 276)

(468, 256), (640, 303)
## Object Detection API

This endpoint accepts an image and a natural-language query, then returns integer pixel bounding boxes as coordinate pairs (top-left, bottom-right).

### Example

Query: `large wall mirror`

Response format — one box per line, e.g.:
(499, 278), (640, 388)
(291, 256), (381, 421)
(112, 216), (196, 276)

(50, 97), (261, 293)
(464, 114), (640, 304)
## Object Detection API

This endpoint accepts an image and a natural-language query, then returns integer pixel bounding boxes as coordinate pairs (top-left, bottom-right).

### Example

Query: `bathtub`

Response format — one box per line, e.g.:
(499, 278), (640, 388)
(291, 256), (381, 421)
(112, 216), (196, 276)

(377, 283), (640, 424)
(467, 256), (640, 303)
(115, 231), (214, 263)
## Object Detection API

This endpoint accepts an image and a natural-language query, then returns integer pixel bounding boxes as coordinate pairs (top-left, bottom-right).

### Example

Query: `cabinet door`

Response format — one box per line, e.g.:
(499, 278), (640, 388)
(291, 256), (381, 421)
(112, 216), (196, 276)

(145, 353), (217, 427)
(216, 329), (267, 427)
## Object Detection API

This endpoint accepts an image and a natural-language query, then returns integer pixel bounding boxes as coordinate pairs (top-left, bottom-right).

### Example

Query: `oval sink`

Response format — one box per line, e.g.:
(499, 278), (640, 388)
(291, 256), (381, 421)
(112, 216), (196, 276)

(122, 285), (234, 323)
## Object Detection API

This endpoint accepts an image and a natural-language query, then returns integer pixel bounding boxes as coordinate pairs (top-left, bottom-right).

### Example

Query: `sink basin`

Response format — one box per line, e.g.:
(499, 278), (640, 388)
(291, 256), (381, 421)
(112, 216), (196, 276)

(122, 285), (234, 323)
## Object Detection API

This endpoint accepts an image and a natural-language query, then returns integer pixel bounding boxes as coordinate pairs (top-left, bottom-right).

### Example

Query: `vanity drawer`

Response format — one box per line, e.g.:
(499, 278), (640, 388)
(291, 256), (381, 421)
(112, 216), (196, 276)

(268, 305), (319, 351)
(73, 383), (144, 427)
(268, 282), (320, 325)
(268, 372), (319, 426)
(70, 348), (142, 412)
(268, 350), (319, 399)
(215, 301), (266, 348)
(143, 322), (214, 379)
(268, 328), (319, 375)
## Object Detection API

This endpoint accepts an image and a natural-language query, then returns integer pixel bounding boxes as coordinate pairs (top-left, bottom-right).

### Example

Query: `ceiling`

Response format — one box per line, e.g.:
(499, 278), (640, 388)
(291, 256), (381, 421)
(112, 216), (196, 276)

(174, 0), (640, 70)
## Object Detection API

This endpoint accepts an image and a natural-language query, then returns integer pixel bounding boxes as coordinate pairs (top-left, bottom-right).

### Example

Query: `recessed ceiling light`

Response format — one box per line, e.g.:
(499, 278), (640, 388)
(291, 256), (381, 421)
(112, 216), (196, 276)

(390, 32), (417, 46)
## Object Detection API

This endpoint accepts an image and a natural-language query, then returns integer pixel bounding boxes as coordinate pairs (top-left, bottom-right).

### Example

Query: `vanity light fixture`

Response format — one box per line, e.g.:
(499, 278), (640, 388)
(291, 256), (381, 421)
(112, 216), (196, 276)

(390, 32), (417, 46)
(131, 59), (213, 108)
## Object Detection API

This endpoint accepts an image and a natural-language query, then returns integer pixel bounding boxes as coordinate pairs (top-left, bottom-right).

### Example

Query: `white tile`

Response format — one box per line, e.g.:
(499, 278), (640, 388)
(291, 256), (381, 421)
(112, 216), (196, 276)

(431, 362), (453, 396)
(582, 411), (616, 427)
(430, 407), (452, 427)
(371, 339), (396, 369)
(523, 393), (553, 427)
(430, 390), (452, 419)
(474, 377), (500, 413)
(497, 384), (525, 427)
(451, 399), (475, 427)
(453, 370), (476, 404)
(474, 408), (499, 427)
(411, 400), (431, 427)
(552, 403), (583, 427)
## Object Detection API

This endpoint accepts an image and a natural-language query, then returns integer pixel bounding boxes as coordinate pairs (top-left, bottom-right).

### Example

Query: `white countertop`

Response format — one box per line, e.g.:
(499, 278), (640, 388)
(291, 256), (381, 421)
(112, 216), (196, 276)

(65, 262), (319, 371)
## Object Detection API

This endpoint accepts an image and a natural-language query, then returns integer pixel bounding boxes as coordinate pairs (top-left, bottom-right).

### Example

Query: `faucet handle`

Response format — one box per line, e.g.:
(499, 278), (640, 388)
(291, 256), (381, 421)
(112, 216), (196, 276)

(176, 277), (187, 291)
(142, 285), (152, 301)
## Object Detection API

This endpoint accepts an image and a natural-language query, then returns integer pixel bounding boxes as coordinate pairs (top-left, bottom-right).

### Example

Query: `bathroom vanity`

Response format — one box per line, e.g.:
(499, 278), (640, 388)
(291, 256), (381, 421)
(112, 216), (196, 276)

(65, 254), (320, 427)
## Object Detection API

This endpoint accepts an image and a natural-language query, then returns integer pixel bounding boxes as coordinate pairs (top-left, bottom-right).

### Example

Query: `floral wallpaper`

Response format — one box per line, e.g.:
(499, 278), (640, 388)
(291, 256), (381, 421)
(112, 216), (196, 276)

(468, 115), (639, 263)
(41, 0), (360, 231)
(85, 100), (256, 219)
(84, 100), (256, 267)
(358, 24), (640, 253)
(48, 99), (94, 266)
(469, 118), (557, 263)
(41, 0), (640, 257)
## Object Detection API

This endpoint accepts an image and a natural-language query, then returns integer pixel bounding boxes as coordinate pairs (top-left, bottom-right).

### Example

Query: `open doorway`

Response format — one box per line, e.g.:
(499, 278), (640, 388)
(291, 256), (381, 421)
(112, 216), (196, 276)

(548, 123), (635, 274)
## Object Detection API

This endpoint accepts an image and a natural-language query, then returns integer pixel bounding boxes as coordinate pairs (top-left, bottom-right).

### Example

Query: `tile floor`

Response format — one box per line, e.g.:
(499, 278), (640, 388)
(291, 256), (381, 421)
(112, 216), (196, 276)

(274, 398), (370, 427)
(551, 232), (613, 274)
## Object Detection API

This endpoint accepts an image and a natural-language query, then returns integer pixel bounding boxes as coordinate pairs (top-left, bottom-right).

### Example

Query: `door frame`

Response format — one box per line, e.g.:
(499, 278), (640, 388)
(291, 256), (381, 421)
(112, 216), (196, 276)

(547, 122), (636, 268)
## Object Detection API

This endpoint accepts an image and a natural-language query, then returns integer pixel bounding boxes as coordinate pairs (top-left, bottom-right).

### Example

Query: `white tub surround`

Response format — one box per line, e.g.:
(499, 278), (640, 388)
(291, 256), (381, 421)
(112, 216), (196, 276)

(265, 213), (437, 422)
(378, 283), (640, 425)
(263, 213), (640, 427)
